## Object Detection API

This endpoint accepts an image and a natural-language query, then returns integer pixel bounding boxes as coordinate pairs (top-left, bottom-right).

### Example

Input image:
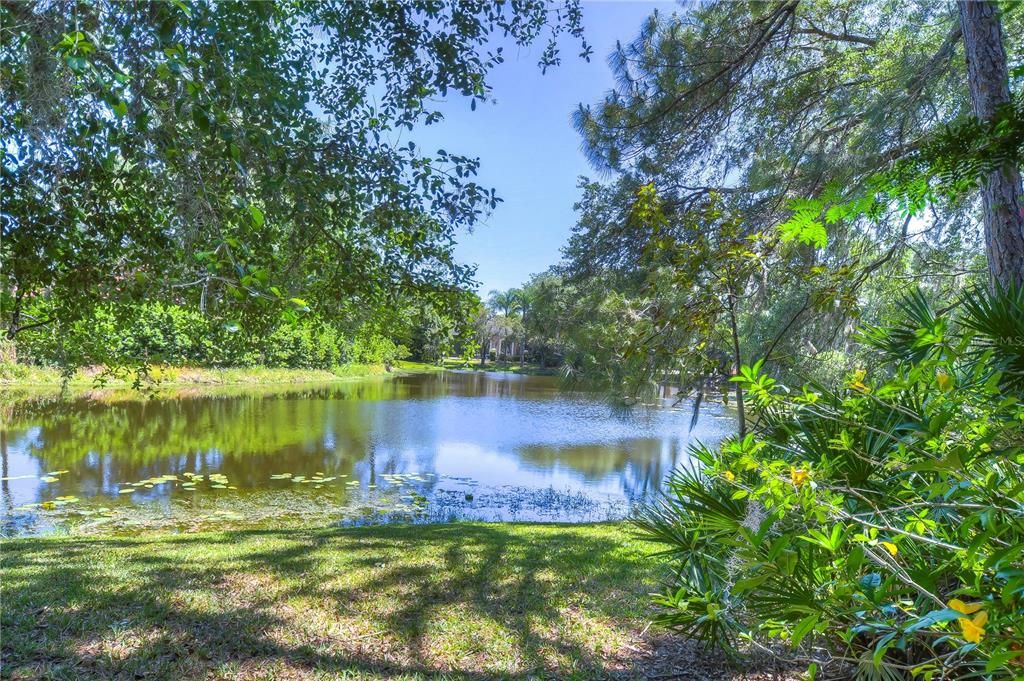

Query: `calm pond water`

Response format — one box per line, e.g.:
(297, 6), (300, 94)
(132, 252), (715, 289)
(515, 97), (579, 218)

(0, 371), (736, 535)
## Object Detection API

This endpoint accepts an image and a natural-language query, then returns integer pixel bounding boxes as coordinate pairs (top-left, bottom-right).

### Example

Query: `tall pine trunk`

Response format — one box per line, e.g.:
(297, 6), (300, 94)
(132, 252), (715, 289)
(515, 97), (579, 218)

(959, 0), (1024, 289)
(726, 278), (746, 439)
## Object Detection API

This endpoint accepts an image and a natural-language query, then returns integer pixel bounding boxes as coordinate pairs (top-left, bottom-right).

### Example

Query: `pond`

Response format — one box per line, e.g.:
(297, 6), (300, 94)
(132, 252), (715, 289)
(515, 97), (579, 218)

(0, 371), (736, 536)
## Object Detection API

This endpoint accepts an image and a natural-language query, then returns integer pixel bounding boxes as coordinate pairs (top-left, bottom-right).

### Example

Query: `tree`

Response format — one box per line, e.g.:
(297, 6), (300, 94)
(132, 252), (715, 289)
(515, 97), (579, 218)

(408, 294), (477, 365)
(0, 1), (588, 361)
(507, 272), (572, 369)
(513, 284), (540, 367)
(565, 0), (1021, 391)
(485, 288), (523, 359)
(472, 305), (499, 367)
(959, 0), (1024, 288)
(486, 289), (521, 318)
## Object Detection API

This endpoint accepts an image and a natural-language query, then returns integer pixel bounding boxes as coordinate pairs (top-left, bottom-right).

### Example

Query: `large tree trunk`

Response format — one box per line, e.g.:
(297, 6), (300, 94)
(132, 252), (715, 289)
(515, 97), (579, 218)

(959, 0), (1024, 289)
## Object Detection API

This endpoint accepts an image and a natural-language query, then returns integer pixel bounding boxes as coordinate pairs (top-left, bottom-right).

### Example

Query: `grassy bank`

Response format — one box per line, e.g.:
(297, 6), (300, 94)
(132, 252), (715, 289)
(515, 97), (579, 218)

(440, 358), (559, 376)
(0, 522), (695, 681)
(0, 360), (442, 388)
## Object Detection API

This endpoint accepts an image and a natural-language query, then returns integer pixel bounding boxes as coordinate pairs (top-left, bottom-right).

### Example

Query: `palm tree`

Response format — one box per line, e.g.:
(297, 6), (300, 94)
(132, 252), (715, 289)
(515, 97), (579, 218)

(486, 289), (521, 317)
(486, 289), (522, 359)
(513, 286), (538, 368)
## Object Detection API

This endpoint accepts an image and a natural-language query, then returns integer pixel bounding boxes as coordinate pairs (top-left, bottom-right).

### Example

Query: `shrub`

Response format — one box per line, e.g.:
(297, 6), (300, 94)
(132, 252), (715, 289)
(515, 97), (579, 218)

(9, 301), (418, 372)
(124, 303), (213, 364)
(346, 328), (409, 366)
(263, 321), (341, 369)
(635, 287), (1024, 679)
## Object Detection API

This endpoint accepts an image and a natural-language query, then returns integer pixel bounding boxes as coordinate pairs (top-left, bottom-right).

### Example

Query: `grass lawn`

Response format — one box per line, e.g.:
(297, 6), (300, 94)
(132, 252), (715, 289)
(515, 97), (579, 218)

(2, 523), (666, 680)
(439, 359), (558, 376)
(0, 361), (438, 388)
(1, 523), (793, 680)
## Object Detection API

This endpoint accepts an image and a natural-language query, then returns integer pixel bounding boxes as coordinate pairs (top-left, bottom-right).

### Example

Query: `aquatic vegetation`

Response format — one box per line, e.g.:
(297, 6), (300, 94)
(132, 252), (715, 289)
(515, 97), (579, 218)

(4, 477), (638, 536)
(1, 372), (726, 537)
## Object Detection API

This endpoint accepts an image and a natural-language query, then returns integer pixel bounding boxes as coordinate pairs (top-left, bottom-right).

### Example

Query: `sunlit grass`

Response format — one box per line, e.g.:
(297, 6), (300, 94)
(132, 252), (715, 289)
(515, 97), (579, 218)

(0, 361), (437, 387)
(2, 522), (668, 680)
(439, 358), (558, 375)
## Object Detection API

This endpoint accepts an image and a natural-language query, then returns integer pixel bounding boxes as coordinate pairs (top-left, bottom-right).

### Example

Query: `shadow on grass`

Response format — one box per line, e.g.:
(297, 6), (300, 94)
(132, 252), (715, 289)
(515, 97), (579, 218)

(0, 523), (683, 680)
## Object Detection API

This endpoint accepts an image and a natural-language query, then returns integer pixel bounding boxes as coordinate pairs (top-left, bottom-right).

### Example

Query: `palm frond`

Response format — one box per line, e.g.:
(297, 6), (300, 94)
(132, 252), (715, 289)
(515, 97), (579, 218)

(961, 284), (1024, 394)
(859, 289), (947, 366)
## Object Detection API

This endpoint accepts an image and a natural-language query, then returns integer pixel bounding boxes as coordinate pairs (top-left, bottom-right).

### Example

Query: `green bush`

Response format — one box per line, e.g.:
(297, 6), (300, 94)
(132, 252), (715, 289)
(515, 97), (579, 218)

(635, 287), (1024, 679)
(10, 303), (410, 371)
(263, 321), (342, 369)
(123, 303), (214, 364)
(346, 329), (409, 366)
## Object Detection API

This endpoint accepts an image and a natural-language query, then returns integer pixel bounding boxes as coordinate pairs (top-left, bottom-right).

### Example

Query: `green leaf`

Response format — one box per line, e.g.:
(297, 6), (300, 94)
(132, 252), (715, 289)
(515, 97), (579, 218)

(872, 631), (897, 668)
(248, 204), (265, 227)
(779, 216), (827, 249)
(192, 106), (210, 132)
(903, 609), (962, 634)
(791, 613), (818, 648)
(860, 573), (881, 591)
(987, 645), (1024, 672)
(65, 55), (89, 72)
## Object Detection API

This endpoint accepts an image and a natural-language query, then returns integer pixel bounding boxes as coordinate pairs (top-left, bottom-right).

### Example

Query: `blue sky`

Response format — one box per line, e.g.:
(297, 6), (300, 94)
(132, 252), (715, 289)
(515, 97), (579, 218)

(409, 1), (674, 295)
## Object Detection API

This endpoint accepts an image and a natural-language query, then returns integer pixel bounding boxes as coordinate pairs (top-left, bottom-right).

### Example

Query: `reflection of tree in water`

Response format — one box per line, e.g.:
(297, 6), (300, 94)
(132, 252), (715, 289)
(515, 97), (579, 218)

(1, 378), (467, 503)
(519, 437), (688, 497)
(1, 372), (716, 511)
(2, 430), (11, 513)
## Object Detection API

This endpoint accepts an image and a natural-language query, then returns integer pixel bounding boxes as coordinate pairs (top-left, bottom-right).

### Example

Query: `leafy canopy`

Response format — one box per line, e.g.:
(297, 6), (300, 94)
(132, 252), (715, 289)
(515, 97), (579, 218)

(0, 0), (586, 353)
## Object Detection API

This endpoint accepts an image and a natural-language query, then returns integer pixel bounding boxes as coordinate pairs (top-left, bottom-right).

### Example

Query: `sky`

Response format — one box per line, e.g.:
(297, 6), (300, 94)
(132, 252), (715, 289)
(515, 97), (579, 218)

(408, 1), (675, 296)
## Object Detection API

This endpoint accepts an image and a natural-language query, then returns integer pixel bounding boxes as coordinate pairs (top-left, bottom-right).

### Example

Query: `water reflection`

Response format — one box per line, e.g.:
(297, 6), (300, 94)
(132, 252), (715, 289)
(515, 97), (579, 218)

(0, 371), (736, 534)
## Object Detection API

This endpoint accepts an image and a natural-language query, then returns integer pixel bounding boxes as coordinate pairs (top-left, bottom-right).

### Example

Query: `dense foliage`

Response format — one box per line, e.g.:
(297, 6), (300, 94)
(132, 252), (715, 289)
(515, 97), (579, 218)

(11, 302), (413, 370)
(635, 286), (1024, 678)
(0, 0), (584, 369)
(7, 291), (490, 372)
(530, 0), (1023, 398)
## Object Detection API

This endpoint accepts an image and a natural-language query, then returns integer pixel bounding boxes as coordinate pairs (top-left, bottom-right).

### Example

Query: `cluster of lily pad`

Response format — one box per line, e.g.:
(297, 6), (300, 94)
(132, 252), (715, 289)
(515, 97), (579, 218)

(17, 494), (81, 511)
(266, 471), (438, 491)
(13, 468), (620, 532)
(117, 471), (236, 494)
(270, 471), (352, 489)
(6, 473), (629, 537)
(2, 469), (69, 484)
(380, 472), (433, 484)
(12, 470), (79, 511)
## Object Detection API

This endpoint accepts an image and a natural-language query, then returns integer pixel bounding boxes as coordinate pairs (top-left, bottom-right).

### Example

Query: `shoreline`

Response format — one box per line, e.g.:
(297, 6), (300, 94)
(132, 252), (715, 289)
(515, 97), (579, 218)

(439, 358), (560, 376)
(0, 360), (444, 390)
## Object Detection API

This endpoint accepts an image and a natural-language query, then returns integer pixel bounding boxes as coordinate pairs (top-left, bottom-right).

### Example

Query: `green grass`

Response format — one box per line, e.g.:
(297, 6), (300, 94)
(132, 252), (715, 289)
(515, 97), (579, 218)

(439, 358), (559, 376)
(0, 523), (681, 680)
(0, 361), (436, 388)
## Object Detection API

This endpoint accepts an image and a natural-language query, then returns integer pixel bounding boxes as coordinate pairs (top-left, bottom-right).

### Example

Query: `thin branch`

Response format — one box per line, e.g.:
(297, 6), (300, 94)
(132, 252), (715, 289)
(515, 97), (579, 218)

(795, 26), (877, 47)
